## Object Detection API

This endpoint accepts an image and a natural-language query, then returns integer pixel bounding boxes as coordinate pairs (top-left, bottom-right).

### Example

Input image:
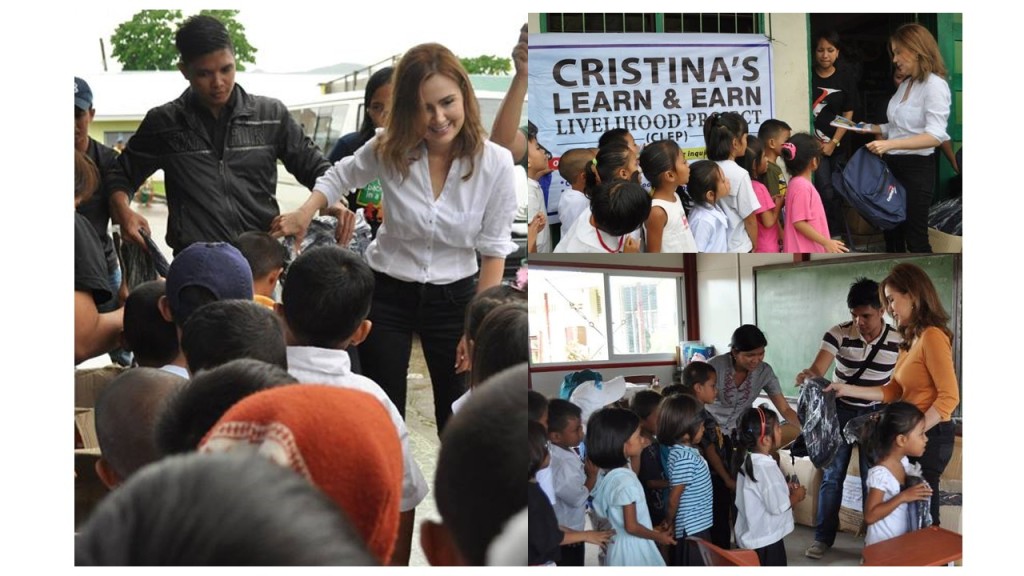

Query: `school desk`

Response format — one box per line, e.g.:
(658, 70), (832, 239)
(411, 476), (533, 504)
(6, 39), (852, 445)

(861, 526), (962, 566)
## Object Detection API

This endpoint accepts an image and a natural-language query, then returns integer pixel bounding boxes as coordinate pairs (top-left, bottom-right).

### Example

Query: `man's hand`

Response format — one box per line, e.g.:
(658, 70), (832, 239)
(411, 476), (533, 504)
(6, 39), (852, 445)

(513, 23), (528, 76)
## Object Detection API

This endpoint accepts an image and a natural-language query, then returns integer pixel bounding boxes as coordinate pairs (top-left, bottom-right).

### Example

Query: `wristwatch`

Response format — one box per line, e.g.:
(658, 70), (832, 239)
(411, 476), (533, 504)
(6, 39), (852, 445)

(831, 138), (841, 147)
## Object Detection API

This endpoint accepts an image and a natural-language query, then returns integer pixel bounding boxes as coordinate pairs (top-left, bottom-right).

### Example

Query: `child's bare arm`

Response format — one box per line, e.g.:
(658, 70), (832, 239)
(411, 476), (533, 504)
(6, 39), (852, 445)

(743, 212), (759, 248)
(862, 484), (931, 525)
(663, 484), (685, 530)
(623, 502), (676, 546)
(793, 221), (848, 253)
(644, 206), (667, 253)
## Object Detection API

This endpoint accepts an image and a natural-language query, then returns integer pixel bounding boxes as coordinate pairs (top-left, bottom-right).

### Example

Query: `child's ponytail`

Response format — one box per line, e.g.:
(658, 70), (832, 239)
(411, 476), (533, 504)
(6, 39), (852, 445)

(702, 112), (748, 161)
(584, 143), (632, 196)
(779, 133), (822, 176)
(731, 406), (779, 483)
(859, 401), (925, 464)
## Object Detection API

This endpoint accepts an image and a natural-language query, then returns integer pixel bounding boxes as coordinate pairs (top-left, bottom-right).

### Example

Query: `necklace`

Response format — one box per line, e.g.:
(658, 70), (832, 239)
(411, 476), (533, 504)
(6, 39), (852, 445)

(593, 222), (625, 253)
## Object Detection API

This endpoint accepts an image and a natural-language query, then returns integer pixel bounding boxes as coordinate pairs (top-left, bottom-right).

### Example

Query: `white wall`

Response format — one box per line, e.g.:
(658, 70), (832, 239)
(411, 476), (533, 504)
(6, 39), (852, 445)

(767, 13), (812, 133)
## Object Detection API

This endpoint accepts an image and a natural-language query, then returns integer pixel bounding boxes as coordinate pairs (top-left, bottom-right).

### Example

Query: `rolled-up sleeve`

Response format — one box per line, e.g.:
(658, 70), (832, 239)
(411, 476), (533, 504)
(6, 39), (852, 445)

(922, 77), (952, 145)
(475, 146), (518, 257)
(315, 133), (383, 207)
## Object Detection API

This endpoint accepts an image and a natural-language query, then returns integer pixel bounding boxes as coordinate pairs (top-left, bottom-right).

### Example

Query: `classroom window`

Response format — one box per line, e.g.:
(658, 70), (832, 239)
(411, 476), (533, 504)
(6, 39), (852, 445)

(529, 267), (683, 365)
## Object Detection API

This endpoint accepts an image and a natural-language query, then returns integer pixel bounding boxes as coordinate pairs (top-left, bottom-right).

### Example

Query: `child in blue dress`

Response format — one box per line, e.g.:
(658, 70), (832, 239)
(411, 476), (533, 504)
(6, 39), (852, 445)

(588, 407), (676, 565)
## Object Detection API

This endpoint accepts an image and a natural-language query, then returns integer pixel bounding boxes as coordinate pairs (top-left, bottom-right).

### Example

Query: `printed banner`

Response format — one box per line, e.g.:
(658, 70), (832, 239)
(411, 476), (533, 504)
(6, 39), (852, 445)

(529, 32), (775, 161)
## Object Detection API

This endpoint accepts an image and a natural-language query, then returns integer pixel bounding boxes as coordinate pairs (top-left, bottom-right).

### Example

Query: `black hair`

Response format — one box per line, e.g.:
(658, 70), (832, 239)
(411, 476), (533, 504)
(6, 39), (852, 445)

(281, 245), (375, 349)
(682, 361), (717, 390)
(464, 284), (527, 344)
(435, 363), (526, 566)
(528, 419), (549, 479)
(123, 280), (178, 368)
(95, 368), (186, 481)
(780, 132), (822, 176)
(847, 277), (882, 310)
(739, 135), (765, 182)
(660, 383), (688, 397)
(584, 143), (634, 196)
(585, 407), (640, 470)
(546, 398), (583, 435)
(172, 285), (218, 327)
(629, 390), (663, 420)
(590, 179), (651, 236)
(757, 118), (792, 144)
(656, 393), (704, 446)
(639, 139), (681, 188)
(470, 302), (529, 387)
(155, 358), (297, 455)
(527, 120), (538, 141)
(730, 324), (768, 352)
(181, 300), (287, 374)
(528, 390), (549, 424)
(75, 452), (376, 566)
(175, 14), (234, 65)
(859, 401), (925, 464)
(732, 405), (780, 482)
(233, 231), (287, 280)
(702, 111), (748, 161)
(598, 128), (633, 149)
(686, 160), (724, 208)
(815, 30), (843, 51)
(357, 66), (394, 142)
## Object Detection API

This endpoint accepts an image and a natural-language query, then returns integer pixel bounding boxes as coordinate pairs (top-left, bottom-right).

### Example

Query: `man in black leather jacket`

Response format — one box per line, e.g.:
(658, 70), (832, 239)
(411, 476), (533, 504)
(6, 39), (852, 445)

(119, 14), (332, 255)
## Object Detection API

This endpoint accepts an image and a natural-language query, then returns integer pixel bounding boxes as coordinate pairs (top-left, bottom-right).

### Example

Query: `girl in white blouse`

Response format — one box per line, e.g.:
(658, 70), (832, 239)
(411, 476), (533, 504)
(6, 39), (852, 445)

(861, 24), (951, 253)
(273, 43), (517, 433)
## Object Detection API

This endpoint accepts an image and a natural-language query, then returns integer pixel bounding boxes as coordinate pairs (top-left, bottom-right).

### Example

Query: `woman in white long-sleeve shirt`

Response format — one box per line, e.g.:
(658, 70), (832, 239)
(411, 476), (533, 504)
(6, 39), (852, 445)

(862, 24), (951, 253)
(273, 43), (518, 433)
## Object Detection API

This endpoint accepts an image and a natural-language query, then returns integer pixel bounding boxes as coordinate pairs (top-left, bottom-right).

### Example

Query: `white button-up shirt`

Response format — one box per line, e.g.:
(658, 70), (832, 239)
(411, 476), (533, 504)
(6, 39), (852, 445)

(315, 134), (518, 284)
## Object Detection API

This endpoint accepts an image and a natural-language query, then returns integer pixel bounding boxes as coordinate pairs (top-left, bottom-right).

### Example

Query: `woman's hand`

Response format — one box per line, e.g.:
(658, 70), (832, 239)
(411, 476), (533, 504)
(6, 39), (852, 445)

(865, 139), (895, 156)
(270, 208), (316, 246)
(322, 202), (357, 247)
(823, 382), (849, 397)
(454, 335), (470, 374)
(822, 140), (837, 157)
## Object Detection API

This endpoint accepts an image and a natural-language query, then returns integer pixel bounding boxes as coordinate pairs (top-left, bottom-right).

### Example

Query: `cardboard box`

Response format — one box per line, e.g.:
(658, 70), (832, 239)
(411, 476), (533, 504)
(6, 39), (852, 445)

(778, 449), (822, 528)
(928, 227), (962, 253)
(841, 475), (863, 512)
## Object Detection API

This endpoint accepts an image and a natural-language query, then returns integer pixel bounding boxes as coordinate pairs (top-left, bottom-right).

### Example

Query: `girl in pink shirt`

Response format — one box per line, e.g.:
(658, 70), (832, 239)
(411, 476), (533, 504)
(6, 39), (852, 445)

(781, 134), (849, 253)
(741, 136), (783, 253)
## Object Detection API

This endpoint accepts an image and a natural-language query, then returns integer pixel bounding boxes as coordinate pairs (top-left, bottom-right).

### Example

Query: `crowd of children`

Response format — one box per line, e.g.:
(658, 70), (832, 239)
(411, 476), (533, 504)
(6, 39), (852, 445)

(529, 112), (854, 254)
(528, 362), (940, 566)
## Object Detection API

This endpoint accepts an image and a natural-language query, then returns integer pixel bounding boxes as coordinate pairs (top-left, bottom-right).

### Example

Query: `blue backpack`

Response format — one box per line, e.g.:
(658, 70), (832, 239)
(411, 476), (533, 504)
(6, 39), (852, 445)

(832, 147), (907, 231)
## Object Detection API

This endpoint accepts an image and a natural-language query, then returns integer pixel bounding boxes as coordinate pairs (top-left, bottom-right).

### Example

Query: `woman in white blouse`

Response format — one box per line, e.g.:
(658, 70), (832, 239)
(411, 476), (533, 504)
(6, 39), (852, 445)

(862, 23), (951, 253)
(273, 43), (517, 432)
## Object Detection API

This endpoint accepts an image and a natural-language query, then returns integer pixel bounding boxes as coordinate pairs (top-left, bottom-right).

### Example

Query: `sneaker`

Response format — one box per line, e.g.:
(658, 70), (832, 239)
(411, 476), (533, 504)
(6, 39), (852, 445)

(805, 541), (830, 560)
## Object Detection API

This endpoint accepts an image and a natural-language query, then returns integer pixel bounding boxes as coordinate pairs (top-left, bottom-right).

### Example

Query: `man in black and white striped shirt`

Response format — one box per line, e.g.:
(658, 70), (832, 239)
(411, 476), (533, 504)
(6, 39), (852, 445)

(798, 278), (902, 561)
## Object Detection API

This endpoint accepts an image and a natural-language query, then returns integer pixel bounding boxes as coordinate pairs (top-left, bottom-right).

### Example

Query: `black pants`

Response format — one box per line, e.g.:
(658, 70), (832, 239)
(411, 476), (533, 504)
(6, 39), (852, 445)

(909, 420), (956, 525)
(359, 271), (475, 434)
(754, 538), (788, 566)
(814, 149), (846, 238)
(883, 153), (936, 253)
(558, 542), (584, 566)
(672, 528), (709, 566)
(709, 474), (733, 550)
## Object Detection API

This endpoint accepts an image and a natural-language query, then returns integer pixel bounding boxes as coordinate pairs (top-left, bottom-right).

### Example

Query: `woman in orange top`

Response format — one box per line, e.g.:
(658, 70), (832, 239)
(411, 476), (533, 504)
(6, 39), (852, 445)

(827, 262), (958, 526)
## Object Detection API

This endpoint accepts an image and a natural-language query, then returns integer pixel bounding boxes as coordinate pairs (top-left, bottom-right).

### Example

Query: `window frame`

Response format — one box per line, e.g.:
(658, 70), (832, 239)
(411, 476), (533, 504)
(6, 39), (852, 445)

(529, 264), (685, 367)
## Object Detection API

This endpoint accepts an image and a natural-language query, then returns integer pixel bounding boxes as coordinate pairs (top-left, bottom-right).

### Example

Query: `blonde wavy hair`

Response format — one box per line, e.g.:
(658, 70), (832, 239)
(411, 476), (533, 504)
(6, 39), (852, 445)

(376, 43), (485, 181)
(891, 23), (947, 81)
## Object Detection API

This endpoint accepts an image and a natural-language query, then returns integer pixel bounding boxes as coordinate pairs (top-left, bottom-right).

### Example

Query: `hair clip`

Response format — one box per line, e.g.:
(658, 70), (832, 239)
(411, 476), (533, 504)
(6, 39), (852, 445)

(512, 266), (528, 292)
(781, 142), (797, 160)
(592, 158), (598, 166)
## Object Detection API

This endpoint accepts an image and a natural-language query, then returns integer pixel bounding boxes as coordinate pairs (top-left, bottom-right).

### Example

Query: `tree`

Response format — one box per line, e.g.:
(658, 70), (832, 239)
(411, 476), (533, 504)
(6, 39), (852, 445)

(459, 55), (512, 75)
(110, 9), (257, 71)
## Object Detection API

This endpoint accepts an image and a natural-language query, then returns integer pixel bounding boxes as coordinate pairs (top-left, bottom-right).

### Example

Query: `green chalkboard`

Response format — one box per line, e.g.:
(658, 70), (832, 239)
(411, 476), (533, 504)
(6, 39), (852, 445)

(754, 255), (962, 405)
